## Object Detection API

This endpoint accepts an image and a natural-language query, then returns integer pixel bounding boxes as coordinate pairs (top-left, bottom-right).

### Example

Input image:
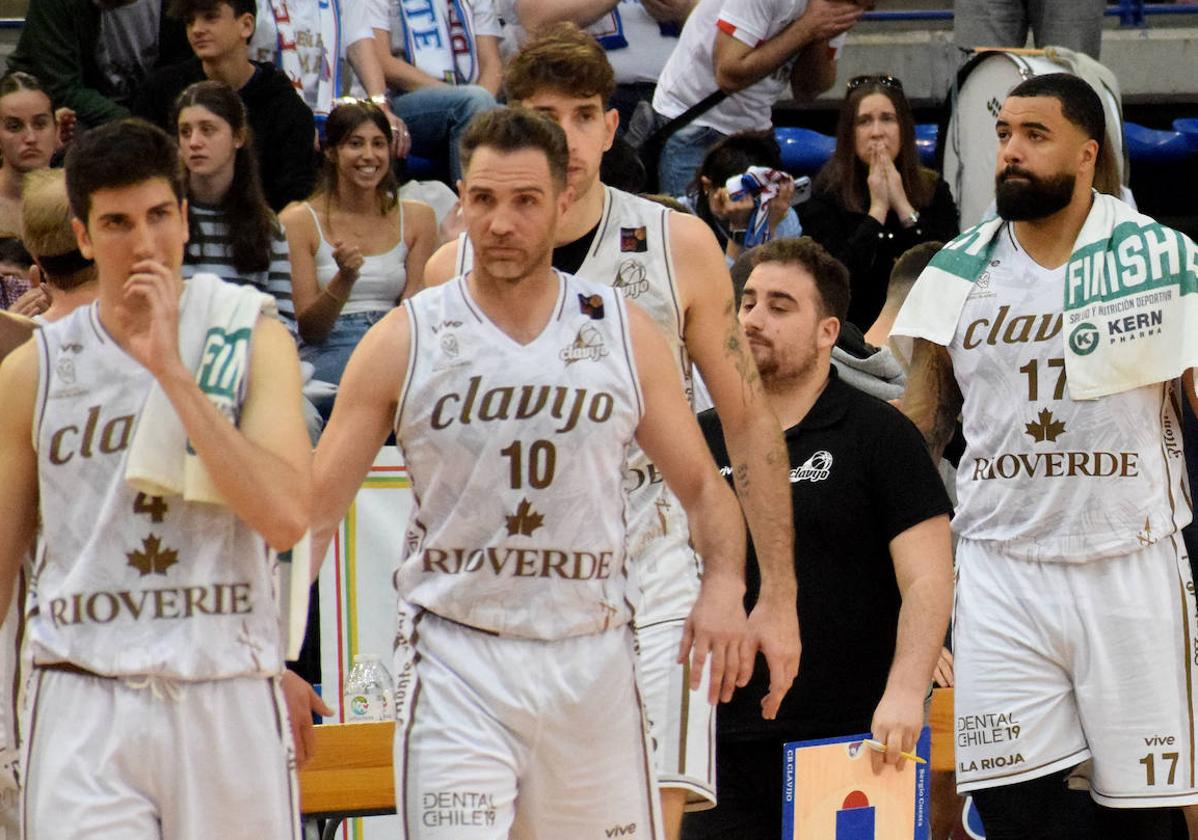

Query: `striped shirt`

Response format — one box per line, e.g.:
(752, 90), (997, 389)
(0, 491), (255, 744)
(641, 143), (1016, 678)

(182, 201), (297, 334)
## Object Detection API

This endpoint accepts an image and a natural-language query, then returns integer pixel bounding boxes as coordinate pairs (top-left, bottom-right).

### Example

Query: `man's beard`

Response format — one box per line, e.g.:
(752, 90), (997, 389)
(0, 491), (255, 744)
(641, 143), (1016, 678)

(753, 340), (818, 389)
(995, 166), (1075, 221)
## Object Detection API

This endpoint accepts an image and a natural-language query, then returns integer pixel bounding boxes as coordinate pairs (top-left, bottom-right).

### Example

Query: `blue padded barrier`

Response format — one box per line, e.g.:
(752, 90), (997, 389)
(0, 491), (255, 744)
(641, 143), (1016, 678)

(915, 123), (939, 166)
(774, 127), (836, 175)
(1172, 118), (1198, 153)
(1123, 121), (1194, 164)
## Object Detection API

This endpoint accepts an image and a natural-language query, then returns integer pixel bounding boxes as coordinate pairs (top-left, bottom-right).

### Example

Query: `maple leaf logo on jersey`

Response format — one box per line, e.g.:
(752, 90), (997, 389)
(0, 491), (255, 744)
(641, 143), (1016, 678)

(506, 499), (545, 537)
(1025, 408), (1066, 443)
(126, 534), (179, 576)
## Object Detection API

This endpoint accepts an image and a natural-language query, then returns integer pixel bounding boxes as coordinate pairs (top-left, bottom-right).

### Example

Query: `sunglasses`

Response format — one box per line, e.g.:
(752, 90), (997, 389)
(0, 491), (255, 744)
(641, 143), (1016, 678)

(847, 75), (904, 92)
(331, 96), (383, 113)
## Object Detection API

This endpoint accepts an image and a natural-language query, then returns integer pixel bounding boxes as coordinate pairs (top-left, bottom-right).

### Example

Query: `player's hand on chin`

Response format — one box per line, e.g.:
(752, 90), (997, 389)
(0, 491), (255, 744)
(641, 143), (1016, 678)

(121, 259), (182, 376)
(678, 572), (750, 705)
(869, 686), (924, 772)
(281, 669), (333, 769)
(746, 596), (800, 721)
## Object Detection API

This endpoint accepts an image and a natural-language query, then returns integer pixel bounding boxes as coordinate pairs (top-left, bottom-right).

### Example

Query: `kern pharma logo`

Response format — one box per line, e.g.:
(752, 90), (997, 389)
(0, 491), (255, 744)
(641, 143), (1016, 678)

(1068, 322), (1100, 356)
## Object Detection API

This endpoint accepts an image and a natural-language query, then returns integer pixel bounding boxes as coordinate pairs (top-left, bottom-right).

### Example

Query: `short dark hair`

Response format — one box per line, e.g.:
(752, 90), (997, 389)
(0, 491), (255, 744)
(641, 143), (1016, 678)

(1008, 73), (1105, 153)
(506, 22), (615, 106)
(65, 119), (186, 222)
(169, 0), (256, 25)
(0, 236), (32, 269)
(887, 241), (942, 307)
(739, 237), (851, 322)
(460, 107), (569, 190)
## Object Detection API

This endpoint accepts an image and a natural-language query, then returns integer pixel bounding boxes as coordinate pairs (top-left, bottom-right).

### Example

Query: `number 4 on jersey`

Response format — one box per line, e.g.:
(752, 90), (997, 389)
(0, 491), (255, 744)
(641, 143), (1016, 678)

(133, 493), (169, 523)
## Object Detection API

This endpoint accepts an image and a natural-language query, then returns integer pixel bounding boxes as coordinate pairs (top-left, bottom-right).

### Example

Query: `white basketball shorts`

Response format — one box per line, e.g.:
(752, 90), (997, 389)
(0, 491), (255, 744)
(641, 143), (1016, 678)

(393, 603), (664, 839)
(635, 617), (716, 809)
(22, 668), (299, 839)
(953, 536), (1198, 807)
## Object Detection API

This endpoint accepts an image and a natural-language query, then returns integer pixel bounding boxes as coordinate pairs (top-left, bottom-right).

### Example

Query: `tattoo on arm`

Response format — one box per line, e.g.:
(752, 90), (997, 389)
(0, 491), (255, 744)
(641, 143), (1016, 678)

(904, 339), (962, 462)
(722, 299), (760, 394)
(733, 462), (750, 493)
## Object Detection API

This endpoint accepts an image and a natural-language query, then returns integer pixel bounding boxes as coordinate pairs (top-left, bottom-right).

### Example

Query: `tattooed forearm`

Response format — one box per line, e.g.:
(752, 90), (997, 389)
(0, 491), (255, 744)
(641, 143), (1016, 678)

(733, 462), (751, 494)
(722, 299), (760, 393)
(903, 339), (962, 463)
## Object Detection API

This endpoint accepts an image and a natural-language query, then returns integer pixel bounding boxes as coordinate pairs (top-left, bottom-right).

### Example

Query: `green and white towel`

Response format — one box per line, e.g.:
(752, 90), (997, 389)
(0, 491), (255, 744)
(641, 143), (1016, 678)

(893, 192), (1198, 399)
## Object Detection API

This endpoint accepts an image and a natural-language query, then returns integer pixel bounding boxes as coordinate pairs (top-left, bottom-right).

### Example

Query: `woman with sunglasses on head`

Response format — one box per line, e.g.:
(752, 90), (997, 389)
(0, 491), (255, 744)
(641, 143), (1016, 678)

(801, 74), (958, 329)
(174, 81), (297, 332)
(280, 99), (437, 422)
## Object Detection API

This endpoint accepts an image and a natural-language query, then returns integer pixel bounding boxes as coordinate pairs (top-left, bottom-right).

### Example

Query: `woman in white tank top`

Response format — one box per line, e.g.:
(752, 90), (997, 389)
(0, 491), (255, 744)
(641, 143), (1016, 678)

(281, 101), (437, 422)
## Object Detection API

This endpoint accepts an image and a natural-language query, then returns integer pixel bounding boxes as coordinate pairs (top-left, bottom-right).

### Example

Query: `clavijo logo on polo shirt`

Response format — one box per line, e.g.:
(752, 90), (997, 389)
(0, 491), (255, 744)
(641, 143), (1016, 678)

(790, 451), (832, 483)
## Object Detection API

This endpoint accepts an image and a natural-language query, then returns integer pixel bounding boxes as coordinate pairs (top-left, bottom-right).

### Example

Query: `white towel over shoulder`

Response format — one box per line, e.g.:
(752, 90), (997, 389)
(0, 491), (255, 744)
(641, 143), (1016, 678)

(125, 273), (277, 504)
(894, 193), (1198, 399)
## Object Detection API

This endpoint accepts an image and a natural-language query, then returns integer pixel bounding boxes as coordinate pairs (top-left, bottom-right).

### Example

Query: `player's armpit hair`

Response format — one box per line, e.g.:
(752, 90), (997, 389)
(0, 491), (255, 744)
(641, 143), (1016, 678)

(902, 338), (961, 463)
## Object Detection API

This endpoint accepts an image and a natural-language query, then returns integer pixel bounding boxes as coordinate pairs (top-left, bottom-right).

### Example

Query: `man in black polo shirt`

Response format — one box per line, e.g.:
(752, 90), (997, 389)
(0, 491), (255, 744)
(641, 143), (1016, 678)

(687, 237), (954, 840)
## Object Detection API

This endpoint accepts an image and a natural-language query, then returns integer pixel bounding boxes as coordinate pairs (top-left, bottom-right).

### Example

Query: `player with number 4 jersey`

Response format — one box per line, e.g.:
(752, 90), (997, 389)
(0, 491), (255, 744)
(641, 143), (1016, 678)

(0, 121), (311, 840)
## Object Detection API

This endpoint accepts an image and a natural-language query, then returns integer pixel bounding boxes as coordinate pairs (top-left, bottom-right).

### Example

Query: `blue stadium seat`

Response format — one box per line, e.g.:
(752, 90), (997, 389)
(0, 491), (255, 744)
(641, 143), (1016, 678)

(915, 123), (938, 166)
(774, 127), (836, 175)
(1123, 122), (1193, 164)
(1172, 118), (1198, 153)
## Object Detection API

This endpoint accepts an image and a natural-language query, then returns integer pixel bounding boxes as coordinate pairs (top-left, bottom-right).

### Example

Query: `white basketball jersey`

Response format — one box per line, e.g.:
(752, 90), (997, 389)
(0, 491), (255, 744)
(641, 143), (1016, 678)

(31, 304), (283, 679)
(396, 273), (643, 639)
(455, 187), (701, 623)
(948, 225), (1192, 561)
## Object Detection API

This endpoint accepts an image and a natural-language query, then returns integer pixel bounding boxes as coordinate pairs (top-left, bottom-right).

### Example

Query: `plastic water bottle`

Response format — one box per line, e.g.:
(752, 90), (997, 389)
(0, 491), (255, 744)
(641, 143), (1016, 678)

(342, 654), (394, 724)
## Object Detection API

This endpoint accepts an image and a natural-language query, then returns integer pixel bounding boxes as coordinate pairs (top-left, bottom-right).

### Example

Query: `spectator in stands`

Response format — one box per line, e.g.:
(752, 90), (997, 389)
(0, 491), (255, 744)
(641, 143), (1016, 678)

(360, 0), (500, 181)
(801, 75), (958, 329)
(508, 0), (697, 129)
(247, 0), (410, 154)
(648, 0), (865, 195)
(10, 169), (97, 323)
(280, 101), (436, 421)
(8, 0), (190, 128)
(0, 74), (61, 237)
(173, 81), (296, 332)
(692, 236), (953, 840)
(133, 0), (317, 211)
(680, 130), (801, 263)
(955, 0), (1106, 60)
(0, 238), (33, 311)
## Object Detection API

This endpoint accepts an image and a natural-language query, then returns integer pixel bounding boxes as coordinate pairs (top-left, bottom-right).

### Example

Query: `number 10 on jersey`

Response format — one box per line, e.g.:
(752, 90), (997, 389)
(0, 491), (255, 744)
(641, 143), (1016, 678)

(501, 440), (557, 490)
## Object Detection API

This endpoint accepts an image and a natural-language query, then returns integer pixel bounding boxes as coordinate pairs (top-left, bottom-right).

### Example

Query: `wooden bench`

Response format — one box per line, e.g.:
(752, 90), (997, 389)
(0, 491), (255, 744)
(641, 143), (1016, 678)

(299, 722), (396, 838)
(929, 686), (955, 773)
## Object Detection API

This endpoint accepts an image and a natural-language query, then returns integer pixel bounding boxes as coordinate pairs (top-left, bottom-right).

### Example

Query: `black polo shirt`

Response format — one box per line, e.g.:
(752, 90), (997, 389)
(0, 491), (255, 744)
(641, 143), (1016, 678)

(698, 367), (952, 741)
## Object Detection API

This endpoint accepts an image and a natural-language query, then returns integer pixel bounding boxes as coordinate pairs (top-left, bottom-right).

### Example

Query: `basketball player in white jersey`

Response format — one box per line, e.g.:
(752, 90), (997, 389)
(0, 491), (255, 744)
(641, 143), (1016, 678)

(0, 311), (32, 837)
(0, 119), (311, 839)
(900, 75), (1198, 838)
(423, 26), (799, 835)
(311, 106), (752, 839)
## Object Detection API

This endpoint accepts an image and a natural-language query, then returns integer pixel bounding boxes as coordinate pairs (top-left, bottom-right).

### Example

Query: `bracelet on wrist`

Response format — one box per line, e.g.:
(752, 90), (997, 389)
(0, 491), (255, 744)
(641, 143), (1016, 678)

(322, 286), (347, 304)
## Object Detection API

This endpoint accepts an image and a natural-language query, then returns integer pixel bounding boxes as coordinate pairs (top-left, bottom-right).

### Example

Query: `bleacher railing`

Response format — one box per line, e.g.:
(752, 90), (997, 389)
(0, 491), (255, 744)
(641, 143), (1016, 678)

(860, 2), (1197, 25)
